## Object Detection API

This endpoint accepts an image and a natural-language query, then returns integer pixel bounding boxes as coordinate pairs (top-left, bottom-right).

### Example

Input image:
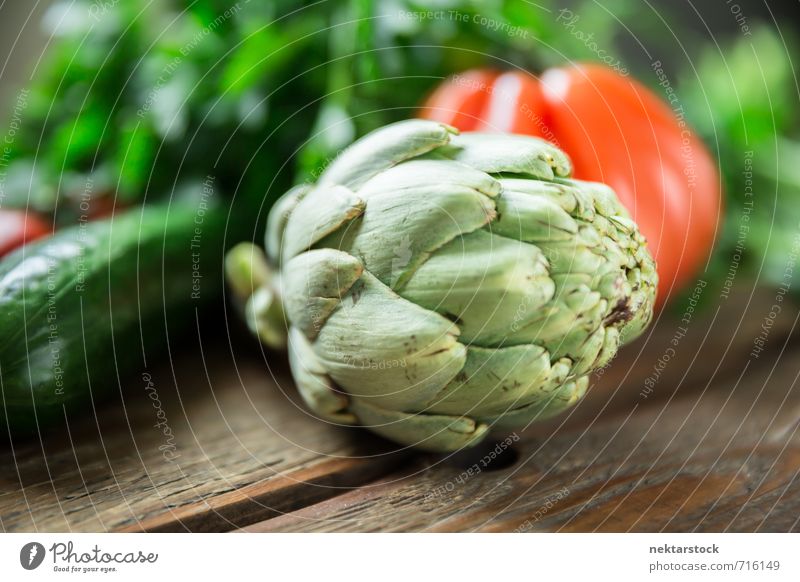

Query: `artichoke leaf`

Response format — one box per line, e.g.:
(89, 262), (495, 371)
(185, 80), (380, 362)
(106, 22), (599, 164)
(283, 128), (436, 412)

(266, 184), (310, 264)
(238, 120), (659, 452)
(537, 235), (607, 275)
(555, 325), (607, 376)
(423, 345), (574, 417)
(401, 229), (554, 345)
(562, 178), (629, 219)
(502, 286), (605, 349)
(319, 183), (497, 289)
(446, 132), (572, 180)
(282, 184), (365, 261)
(356, 158), (501, 200)
(492, 189), (578, 243)
(288, 326), (357, 425)
(245, 286), (287, 350)
(313, 271), (467, 411)
(501, 178), (594, 221)
(225, 242), (273, 302)
(318, 120), (456, 190)
(478, 377), (589, 430)
(594, 326), (621, 369)
(349, 398), (488, 452)
(282, 249), (364, 339)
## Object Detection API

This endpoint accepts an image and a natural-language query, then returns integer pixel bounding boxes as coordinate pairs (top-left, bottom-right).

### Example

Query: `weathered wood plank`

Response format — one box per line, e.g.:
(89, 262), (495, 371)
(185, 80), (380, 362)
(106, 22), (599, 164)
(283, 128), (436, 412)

(2, 286), (796, 532)
(242, 326), (800, 532)
(0, 331), (406, 532)
(122, 454), (406, 532)
(692, 469), (800, 532)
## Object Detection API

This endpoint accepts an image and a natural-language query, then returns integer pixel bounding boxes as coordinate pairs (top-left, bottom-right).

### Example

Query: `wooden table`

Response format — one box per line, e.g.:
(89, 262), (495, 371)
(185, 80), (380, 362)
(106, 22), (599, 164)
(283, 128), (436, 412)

(2, 287), (799, 532)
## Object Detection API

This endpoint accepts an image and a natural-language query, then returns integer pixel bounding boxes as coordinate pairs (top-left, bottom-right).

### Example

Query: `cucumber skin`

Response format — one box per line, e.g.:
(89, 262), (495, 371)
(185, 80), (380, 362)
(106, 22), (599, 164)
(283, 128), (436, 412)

(0, 203), (228, 435)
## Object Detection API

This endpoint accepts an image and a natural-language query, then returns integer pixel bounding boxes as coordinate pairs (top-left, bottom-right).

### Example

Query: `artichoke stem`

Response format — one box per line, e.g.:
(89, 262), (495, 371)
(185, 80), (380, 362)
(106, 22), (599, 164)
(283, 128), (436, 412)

(225, 242), (287, 349)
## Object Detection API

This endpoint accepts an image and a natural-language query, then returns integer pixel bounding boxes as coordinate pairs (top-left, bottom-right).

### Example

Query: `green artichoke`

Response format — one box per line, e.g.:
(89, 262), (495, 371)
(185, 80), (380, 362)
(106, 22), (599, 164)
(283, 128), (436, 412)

(227, 119), (657, 452)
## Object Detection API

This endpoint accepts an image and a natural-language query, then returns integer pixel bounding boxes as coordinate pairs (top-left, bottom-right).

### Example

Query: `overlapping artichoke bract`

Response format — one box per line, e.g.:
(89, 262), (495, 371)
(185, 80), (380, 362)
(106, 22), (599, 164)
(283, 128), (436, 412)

(227, 119), (657, 452)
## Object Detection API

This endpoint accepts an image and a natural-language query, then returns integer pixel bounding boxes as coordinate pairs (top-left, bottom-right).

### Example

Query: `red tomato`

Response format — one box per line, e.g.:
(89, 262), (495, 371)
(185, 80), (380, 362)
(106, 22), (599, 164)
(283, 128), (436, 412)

(423, 70), (499, 131)
(420, 65), (722, 307)
(0, 210), (51, 257)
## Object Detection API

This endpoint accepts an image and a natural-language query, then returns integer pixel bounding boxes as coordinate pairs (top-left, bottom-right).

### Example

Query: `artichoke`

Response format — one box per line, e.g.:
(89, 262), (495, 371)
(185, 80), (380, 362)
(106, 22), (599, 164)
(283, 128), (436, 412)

(227, 119), (657, 452)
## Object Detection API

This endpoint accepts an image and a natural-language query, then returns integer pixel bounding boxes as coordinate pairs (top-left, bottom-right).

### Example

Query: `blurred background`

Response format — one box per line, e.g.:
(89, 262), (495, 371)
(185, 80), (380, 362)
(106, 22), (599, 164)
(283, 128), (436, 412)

(1, 0), (798, 304)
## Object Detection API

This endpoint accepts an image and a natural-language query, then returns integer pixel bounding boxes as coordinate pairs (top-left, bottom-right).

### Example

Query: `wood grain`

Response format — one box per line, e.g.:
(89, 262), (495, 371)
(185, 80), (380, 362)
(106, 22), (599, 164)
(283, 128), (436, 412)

(2, 286), (798, 532)
(0, 330), (407, 532)
(242, 316), (800, 532)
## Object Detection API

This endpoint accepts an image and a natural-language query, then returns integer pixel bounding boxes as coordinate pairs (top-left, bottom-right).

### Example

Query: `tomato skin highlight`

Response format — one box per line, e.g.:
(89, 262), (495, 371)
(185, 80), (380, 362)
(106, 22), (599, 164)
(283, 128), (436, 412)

(420, 65), (722, 306)
(474, 71), (550, 137)
(0, 210), (51, 257)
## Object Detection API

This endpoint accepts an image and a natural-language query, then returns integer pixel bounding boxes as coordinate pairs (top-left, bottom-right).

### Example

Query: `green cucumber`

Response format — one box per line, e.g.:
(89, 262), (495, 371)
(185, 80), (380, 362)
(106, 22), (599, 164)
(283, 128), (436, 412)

(0, 201), (229, 435)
